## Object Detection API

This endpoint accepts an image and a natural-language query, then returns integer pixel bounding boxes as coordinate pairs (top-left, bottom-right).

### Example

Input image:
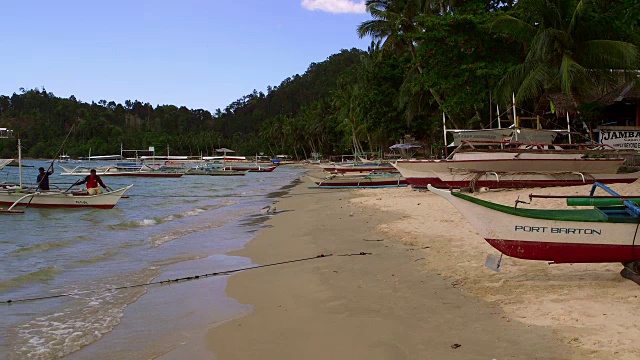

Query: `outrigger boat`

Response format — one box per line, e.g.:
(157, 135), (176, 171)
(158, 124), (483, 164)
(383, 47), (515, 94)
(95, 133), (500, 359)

(425, 170), (640, 190)
(393, 140), (628, 189)
(60, 164), (184, 178)
(0, 185), (133, 212)
(309, 172), (407, 188)
(0, 138), (133, 213)
(428, 182), (640, 284)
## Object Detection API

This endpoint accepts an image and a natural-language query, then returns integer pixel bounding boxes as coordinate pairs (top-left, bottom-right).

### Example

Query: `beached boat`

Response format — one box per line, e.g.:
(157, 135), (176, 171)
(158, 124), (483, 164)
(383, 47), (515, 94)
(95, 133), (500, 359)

(60, 165), (184, 178)
(0, 185), (133, 211)
(427, 183), (640, 266)
(320, 163), (397, 174)
(425, 170), (640, 190)
(393, 141), (627, 188)
(310, 172), (407, 188)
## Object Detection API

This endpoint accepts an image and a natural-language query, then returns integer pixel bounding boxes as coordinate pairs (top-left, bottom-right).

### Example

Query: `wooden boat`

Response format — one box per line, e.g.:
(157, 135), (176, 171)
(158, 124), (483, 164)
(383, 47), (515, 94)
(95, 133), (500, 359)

(223, 164), (277, 172)
(0, 185), (133, 211)
(394, 141), (627, 189)
(184, 168), (247, 176)
(60, 165), (184, 178)
(427, 183), (640, 266)
(310, 172), (407, 188)
(320, 163), (397, 174)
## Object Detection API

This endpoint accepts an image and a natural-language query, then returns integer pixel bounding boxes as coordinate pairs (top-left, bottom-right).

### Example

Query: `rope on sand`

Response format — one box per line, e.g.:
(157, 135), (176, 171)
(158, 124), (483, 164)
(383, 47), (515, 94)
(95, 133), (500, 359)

(1, 252), (372, 304)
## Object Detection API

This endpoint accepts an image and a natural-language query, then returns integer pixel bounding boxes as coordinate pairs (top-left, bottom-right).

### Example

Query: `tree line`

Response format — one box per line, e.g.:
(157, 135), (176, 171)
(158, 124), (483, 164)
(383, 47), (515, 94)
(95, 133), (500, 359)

(1, 0), (638, 159)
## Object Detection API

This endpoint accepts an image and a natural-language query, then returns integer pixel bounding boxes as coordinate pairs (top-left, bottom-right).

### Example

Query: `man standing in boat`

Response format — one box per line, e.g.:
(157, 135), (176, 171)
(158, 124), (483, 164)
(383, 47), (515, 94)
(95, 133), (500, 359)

(77, 169), (108, 195)
(37, 164), (54, 191)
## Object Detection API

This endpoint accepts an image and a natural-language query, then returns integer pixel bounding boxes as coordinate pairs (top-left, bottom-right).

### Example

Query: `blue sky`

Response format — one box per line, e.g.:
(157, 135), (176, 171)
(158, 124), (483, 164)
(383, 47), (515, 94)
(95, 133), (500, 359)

(0, 0), (371, 112)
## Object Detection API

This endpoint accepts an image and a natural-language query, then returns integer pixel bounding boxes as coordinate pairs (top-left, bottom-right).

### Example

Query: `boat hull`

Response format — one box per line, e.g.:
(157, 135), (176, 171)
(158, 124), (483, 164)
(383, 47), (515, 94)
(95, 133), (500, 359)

(428, 171), (640, 189)
(428, 185), (640, 263)
(313, 175), (407, 188)
(321, 164), (397, 174)
(0, 185), (133, 209)
(394, 158), (628, 189)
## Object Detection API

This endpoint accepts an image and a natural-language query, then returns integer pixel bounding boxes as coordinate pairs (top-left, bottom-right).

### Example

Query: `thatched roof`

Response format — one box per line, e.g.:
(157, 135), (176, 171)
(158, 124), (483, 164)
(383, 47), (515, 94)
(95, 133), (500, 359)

(543, 73), (640, 116)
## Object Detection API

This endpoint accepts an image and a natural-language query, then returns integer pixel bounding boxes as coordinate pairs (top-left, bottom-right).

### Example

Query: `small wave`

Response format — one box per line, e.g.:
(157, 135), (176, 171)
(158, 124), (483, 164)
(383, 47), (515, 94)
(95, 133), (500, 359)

(107, 201), (237, 230)
(10, 240), (73, 256)
(0, 267), (60, 293)
(72, 249), (120, 266)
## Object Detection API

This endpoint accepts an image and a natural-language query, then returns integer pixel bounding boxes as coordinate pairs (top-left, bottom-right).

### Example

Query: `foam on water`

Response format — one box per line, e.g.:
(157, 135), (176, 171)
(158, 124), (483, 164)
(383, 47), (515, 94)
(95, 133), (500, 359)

(8, 269), (159, 360)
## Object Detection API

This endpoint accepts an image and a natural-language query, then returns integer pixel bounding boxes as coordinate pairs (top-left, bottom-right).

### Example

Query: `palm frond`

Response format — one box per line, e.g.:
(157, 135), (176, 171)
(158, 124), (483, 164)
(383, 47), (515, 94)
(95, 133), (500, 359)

(489, 15), (537, 43)
(516, 62), (556, 103)
(578, 40), (639, 70)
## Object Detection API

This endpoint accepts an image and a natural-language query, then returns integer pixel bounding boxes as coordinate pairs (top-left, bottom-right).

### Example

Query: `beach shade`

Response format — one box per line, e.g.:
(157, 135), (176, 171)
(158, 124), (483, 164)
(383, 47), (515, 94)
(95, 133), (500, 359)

(215, 148), (235, 153)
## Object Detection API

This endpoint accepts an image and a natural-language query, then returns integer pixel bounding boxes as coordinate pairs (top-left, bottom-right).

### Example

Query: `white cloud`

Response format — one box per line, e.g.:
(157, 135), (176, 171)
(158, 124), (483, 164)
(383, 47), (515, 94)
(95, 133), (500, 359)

(301, 0), (367, 14)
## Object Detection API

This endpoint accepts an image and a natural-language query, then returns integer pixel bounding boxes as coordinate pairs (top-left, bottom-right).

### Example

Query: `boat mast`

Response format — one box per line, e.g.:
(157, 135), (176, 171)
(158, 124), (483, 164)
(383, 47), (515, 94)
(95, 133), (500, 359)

(442, 112), (448, 157)
(18, 137), (22, 188)
(512, 93), (518, 142)
(566, 113), (572, 145)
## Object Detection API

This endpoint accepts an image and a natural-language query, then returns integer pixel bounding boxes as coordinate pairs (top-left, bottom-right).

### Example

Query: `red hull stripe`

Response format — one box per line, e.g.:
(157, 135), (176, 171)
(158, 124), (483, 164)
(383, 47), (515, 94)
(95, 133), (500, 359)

(485, 238), (639, 263)
(315, 180), (408, 187)
(0, 201), (115, 209)
(407, 177), (636, 189)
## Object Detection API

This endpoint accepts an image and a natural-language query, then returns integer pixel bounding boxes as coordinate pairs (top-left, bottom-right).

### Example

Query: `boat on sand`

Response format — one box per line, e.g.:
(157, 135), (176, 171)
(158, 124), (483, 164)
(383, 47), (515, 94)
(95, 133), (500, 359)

(428, 182), (640, 284)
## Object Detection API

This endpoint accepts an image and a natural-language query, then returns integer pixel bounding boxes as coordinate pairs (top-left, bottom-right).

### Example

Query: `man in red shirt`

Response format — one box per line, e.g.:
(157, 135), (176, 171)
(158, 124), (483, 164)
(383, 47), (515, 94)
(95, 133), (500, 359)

(77, 169), (108, 195)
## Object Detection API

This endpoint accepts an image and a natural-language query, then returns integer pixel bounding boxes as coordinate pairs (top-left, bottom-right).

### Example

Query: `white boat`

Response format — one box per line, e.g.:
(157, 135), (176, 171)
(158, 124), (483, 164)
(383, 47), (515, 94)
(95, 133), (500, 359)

(0, 185), (133, 210)
(60, 165), (184, 178)
(427, 183), (640, 265)
(393, 141), (627, 188)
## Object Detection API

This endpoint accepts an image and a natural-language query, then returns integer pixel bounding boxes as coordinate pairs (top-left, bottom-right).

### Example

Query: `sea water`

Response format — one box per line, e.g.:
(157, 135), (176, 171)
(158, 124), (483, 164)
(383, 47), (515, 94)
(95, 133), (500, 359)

(0, 161), (305, 359)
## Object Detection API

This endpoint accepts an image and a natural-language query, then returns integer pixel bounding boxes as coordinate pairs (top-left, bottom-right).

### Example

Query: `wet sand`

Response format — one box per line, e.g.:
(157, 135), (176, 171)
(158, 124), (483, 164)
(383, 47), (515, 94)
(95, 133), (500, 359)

(204, 171), (579, 360)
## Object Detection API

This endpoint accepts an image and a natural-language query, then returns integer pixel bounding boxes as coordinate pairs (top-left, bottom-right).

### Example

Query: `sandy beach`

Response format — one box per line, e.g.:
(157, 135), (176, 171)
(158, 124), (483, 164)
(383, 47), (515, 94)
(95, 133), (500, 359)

(198, 167), (640, 360)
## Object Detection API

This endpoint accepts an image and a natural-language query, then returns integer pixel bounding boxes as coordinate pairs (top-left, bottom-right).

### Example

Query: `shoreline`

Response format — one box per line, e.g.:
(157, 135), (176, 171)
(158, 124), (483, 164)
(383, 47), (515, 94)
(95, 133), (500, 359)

(202, 171), (574, 359)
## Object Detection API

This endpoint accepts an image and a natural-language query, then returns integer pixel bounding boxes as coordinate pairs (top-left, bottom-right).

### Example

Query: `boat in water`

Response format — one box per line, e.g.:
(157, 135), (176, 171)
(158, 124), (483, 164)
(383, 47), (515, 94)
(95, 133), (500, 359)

(60, 164), (184, 178)
(0, 184), (133, 211)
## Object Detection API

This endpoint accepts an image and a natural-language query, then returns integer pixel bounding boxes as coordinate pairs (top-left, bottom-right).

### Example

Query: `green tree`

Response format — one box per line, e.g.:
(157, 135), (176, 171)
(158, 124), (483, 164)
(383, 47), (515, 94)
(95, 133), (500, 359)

(491, 0), (639, 106)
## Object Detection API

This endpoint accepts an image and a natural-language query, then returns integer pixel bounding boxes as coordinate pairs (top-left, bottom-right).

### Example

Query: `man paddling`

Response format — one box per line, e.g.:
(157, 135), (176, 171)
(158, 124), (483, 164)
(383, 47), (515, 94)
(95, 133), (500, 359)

(77, 169), (108, 195)
(36, 164), (54, 191)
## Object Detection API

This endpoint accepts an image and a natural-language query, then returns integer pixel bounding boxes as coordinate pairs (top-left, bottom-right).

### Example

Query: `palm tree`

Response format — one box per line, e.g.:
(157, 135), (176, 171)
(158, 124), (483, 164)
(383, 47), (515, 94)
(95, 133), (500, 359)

(358, 0), (460, 127)
(491, 0), (639, 107)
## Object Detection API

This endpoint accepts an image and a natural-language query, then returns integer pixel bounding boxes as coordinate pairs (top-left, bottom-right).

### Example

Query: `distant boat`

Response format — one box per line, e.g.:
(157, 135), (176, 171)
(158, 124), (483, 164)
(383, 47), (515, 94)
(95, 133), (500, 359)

(60, 164), (184, 178)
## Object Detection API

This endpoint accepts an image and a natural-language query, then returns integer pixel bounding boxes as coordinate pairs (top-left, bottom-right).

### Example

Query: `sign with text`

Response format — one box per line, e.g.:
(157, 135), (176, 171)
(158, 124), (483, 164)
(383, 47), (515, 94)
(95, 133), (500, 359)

(599, 129), (640, 150)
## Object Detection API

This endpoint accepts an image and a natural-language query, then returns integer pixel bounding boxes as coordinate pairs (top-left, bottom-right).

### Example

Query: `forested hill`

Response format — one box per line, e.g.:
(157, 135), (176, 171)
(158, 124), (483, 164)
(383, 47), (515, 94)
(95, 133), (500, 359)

(1, 0), (638, 160)
(0, 48), (368, 159)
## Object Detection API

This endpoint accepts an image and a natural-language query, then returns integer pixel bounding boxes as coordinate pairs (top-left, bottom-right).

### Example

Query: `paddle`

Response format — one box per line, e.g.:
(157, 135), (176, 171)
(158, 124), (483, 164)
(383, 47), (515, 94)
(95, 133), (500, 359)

(26, 126), (75, 209)
(63, 179), (82, 193)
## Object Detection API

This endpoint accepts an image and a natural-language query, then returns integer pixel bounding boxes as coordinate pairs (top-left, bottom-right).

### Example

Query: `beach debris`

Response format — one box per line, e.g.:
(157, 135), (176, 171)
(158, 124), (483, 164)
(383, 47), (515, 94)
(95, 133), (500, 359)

(484, 253), (503, 272)
(363, 238), (384, 242)
(450, 344), (461, 349)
